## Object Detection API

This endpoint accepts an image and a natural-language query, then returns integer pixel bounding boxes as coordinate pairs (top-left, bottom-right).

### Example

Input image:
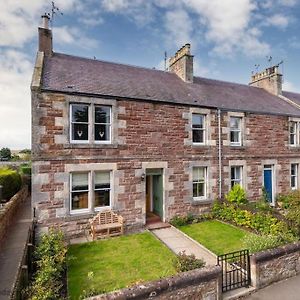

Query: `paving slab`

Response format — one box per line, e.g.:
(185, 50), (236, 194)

(151, 226), (217, 266)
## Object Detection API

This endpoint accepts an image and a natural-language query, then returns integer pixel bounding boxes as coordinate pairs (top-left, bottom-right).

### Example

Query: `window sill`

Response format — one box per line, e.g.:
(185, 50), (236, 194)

(229, 145), (246, 150)
(191, 199), (213, 206)
(64, 143), (118, 149)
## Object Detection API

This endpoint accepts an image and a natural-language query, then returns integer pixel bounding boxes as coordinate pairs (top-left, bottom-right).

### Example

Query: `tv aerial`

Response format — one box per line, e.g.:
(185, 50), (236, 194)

(44, 1), (63, 28)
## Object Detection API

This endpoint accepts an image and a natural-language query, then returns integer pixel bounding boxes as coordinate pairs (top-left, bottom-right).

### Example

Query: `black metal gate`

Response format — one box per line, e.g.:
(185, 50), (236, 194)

(217, 249), (250, 292)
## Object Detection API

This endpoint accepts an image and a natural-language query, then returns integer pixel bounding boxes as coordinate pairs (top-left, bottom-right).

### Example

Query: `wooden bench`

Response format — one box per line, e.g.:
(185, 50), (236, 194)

(89, 210), (124, 240)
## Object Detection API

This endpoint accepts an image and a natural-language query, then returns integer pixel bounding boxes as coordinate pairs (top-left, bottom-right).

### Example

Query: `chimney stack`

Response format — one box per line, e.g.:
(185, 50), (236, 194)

(169, 44), (194, 83)
(249, 65), (282, 96)
(38, 14), (52, 56)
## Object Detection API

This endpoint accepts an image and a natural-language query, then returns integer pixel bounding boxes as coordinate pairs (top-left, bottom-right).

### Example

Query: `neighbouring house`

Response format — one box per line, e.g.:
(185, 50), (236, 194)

(31, 15), (300, 238)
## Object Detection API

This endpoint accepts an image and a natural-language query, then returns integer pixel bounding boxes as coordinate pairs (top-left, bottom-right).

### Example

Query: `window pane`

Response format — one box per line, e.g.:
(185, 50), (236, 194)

(72, 173), (88, 191)
(235, 167), (241, 179)
(230, 131), (240, 143)
(95, 172), (110, 189)
(72, 104), (88, 123)
(71, 191), (88, 210)
(290, 134), (296, 145)
(95, 190), (110, 207)
(193, 167), (205, 180)
(95, 106), (111, 124)
(72, 123), (88, 141)
(193, 182), (204, 197)
(290, 122), (296, 134)
(95, 124), (110, 141)
(291, 176), (296, 188)
(291, 164), (297, 176)
(230, 117), (240, 129)
(192, 114), (204, 128)
(193, 130), (204, 143)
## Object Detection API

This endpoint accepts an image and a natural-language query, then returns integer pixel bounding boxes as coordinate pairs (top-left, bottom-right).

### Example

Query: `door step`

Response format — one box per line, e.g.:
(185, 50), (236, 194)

(146, 222), (171, 230)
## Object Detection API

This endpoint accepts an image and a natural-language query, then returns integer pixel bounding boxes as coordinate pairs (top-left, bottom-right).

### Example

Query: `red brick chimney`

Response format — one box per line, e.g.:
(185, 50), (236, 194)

(249, 65), (282, 96)
(169, 44), (194, 83)
(38, 14), (52, 56)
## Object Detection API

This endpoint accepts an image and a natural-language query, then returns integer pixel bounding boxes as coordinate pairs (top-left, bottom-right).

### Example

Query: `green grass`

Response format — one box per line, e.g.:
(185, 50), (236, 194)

(179, 220), (255, 255)
(67, 232), (176, 299)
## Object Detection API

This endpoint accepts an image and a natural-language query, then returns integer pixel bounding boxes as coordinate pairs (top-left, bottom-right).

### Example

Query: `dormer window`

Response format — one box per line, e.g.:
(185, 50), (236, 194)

(70, 104), (111, 144)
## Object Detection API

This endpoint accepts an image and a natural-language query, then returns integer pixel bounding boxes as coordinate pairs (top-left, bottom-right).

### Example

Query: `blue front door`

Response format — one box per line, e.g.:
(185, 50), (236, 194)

(264, 167), (273, 203)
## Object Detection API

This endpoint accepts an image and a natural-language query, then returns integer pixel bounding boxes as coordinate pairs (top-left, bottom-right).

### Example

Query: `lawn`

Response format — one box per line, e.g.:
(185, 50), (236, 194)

(179, 220), (255, 255)
(67, 232), (176, 299)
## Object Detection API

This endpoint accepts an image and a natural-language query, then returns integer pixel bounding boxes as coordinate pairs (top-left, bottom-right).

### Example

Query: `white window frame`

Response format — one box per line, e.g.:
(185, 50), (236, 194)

(193, 166), (207, 201)
(94, 105), (112, 144)
(70, 104), (112, 144)
(70, 170), (112, 215)
(94, 171), (112, 211)
(230, 116), (242, 146)
(230, 166), (243, 188)
(289, 121), (298, 146)
(70, 104), (90, 144)
(70, 172), (90, 214)
(192, 113), (206, 145)
(290, 163), (298, 190)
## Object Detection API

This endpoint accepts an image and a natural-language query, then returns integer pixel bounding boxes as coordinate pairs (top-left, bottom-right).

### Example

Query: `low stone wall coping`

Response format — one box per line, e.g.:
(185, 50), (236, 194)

(252, 242), (300, 263)
(88, 266), (221, 300)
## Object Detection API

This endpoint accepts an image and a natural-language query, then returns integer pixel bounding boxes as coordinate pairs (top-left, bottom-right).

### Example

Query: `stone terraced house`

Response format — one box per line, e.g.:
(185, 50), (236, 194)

(32, 16), (300, 238)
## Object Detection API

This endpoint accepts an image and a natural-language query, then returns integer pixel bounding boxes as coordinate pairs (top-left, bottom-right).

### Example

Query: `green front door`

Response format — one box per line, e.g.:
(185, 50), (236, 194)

(152, 174), (163, 219)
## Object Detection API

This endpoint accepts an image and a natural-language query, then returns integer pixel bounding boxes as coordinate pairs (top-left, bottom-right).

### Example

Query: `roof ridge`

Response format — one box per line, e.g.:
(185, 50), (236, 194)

(52, 52), (171, 75)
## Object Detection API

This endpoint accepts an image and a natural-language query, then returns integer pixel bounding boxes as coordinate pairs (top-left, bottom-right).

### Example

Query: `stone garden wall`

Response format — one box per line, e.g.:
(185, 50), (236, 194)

(0, 186), (29, 245)
(87, 266), (222, 300)
(250, 242), (300, 289)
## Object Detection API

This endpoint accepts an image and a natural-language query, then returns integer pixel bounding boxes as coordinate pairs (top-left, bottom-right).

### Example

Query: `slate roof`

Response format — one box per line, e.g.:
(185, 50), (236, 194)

(283, 91), (300, 107)
(42, 52), (300, 117)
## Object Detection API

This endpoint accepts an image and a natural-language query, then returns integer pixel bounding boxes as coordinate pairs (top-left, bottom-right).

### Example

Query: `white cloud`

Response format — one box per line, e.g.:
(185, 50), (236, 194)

(266, 14), (289, 29)
(0, 49), (32, 149)
(164, 9), (193, 47)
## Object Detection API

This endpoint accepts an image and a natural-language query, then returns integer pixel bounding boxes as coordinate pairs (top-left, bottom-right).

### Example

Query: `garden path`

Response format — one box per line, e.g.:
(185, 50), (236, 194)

(0, 195), (32, 300)
(151, 226), (217, 266)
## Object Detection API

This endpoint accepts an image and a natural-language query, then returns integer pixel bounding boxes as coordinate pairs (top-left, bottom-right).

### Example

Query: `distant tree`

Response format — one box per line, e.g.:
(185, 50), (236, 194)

(0, 147), (11, 160)
(19, 149), (31, 154)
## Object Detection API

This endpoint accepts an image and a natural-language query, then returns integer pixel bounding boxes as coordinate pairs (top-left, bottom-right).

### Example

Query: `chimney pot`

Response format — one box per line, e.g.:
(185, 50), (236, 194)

(41, 14), (50, 29)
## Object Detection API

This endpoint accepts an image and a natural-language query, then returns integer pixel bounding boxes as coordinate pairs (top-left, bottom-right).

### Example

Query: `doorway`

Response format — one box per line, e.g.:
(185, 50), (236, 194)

(263, 165), (275, 205)
(145, 169), (163, 222)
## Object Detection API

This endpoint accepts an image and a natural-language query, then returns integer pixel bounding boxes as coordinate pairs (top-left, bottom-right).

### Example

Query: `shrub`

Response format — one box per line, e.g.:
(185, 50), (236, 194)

(242, 234), (282, 253)
(226, 184), (248, 205)
(19, 164), (32, 175)
(173, 251), (205, 272)
(170, 213), (195, 227)
(0, 168), (22, 200)
(25, 229), (67, 300)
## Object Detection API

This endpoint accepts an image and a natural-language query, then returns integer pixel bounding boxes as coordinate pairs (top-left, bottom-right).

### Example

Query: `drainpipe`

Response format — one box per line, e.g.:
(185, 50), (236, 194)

(217, 109), (222, 199)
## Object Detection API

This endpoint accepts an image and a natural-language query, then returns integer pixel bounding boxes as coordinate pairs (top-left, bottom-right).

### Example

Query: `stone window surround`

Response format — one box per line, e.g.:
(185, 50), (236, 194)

(65, 162), (117, 216)
(225, 160), (248, 193)
(290, 159), (300, 190)
(288, 117), (300, 147)
(66, 96), (119, 146)
(189, 161), (212, 203)
(225, 112), (245, 147)
(186, 107), (215, 146)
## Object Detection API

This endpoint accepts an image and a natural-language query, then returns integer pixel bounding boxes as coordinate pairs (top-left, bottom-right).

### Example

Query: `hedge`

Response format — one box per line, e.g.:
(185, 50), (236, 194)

(0, 168), (22, 200)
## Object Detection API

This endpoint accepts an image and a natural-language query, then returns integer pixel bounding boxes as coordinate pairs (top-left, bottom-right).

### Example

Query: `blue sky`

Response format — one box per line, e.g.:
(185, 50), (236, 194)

(1, 0), (300, 149)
